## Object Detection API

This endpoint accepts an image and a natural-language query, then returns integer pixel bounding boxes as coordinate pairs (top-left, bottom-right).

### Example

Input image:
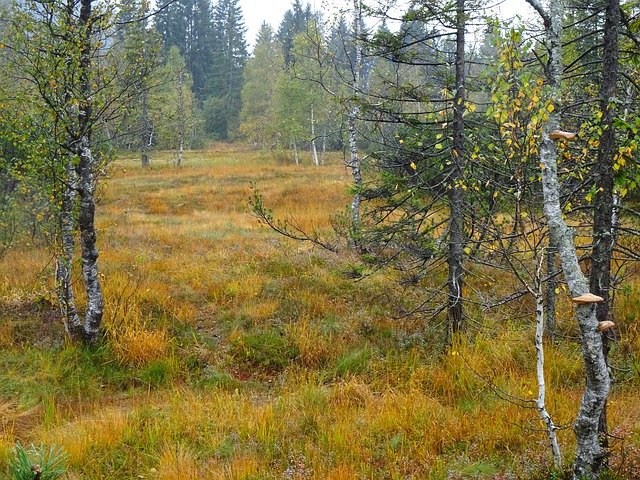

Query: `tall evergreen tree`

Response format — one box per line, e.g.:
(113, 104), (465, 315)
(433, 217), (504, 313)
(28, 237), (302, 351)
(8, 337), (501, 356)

(205, 0), (248, 139)
(117, 0), (162, 166)
(154, 0), (214, 101)
(277, 0), (313, 68)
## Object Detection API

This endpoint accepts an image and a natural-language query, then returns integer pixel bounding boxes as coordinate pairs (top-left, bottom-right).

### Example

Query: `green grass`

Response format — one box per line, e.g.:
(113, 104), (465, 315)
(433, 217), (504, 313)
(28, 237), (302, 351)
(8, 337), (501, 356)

(0, 145), (638, 479)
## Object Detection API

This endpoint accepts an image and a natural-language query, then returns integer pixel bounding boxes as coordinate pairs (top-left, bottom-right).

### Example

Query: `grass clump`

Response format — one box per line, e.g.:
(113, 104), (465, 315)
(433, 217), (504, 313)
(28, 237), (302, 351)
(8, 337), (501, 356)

(332, 346), (373, 378)
(230, 327), (299, 372)
(110, 325), (170, 367)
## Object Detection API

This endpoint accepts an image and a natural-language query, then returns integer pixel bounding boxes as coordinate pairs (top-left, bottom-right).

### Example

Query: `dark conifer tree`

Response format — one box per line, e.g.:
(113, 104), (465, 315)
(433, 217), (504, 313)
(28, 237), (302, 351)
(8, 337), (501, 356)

(277, 0), (313, 68)
(154, 0), (214, 101)
(205, 0), (248, 139)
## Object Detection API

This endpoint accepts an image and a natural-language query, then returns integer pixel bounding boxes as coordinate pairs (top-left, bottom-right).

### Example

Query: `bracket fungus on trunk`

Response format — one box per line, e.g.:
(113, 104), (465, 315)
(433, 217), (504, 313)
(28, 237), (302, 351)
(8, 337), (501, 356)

(597, 320), (616, 332)
(571, 293), (605, 305)
(549, 130), (577, 141)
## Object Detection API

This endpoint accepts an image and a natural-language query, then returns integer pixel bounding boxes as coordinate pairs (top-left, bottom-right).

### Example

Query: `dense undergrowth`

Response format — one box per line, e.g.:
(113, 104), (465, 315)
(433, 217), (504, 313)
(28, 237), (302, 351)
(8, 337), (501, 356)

(0, 146), (638, 479)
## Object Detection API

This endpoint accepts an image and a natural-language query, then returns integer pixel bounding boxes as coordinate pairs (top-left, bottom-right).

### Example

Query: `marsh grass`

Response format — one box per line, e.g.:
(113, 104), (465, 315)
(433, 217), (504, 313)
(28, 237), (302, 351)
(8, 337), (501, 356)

(0, 144), (638, 478)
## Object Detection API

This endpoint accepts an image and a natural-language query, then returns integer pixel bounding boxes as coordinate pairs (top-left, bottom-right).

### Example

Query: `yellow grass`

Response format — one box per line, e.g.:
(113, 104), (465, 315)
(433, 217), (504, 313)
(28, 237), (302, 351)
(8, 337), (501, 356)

(0, 144), (638, 479)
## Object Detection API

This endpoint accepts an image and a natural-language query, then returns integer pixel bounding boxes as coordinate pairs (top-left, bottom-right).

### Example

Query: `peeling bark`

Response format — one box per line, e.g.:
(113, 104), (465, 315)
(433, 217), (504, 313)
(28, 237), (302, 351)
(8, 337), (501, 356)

(56, 156), (83, 341)
(77, 0), (104, 344)
(526, 0), (611, 476)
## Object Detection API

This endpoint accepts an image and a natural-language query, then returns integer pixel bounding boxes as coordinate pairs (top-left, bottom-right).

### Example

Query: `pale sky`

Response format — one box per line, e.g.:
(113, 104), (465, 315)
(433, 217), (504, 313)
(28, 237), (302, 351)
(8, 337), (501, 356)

(239, 0), (320, 48)
(238, 0), (536, 50)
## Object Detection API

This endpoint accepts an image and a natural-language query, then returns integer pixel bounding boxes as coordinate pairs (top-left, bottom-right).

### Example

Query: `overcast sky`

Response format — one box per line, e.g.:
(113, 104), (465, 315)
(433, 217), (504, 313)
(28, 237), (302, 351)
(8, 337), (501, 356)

(238, 0), (536, 50)
(239, 0), (317, 48)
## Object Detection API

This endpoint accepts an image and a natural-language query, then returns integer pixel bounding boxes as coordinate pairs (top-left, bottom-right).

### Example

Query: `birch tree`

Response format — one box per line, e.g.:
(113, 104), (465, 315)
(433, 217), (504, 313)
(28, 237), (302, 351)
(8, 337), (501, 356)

(3, 0), (154, 343)
(347, 0), (364, 236)
(525, 0), (611, 476)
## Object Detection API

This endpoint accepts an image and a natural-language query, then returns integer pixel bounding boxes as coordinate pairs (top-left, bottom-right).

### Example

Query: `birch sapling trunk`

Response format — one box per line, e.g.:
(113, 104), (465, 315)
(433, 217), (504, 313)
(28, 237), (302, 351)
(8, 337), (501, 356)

(56, 155), (83, 341)
(535, 255), (562, 468)
(526, 0), (611, 476)
(545, 246), (557, 341)
(77, 0), (104, 343)
(141, 86), (150, 167)
(177, 69), (185, 167)
(590, 0), (620, 464)
(347, 0), (363, 234)
(447, 0), (466, 339)
(293, 142), (299, 165)
(321, 125), (326, 165)
(310, 106), (319, 166)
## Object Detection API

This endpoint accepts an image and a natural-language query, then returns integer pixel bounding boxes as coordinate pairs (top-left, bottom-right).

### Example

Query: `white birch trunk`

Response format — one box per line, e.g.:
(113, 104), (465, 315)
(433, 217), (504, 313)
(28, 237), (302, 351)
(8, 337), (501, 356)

(321, 126), (327, 165)
(77, 0), (104, 343)
(535, 267), (562, 468)
(77, 139), (104, 342)
(56, 155), (83, 340)
(310, 106), (319, 166)
(526, 0), (611, 476)
(177, 69), (185, 167)
(347, 0), (363, 232)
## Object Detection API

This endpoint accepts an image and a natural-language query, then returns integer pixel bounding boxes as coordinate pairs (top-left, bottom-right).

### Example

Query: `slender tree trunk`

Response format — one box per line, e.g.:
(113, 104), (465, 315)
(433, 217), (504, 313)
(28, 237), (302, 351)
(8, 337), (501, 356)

(77, 0), (104, 344)
(347, 0), (364, 236)
(56, 156), (83, 341)
(321, 125), (326, 165)
(535, 275), (562, 468)
(545, 246), (557, 341)
(590, 0), (620, 467)
(447, 0), (466, 340)
(141, 86), (151, 167)
(310, 106), (319, 166)
(177, 69), (185, 167)
(526, 0), (611, 476)
(293, 142), (299, 165)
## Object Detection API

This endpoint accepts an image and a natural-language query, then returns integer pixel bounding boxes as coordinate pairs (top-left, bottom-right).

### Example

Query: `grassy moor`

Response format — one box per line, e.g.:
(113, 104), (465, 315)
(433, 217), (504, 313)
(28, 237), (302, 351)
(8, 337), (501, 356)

(0, 146), (639, 479)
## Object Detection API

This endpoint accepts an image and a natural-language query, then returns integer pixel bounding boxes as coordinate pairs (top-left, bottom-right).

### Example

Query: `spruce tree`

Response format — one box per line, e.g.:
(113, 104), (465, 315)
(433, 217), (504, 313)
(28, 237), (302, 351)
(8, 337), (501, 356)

(154, 0), (214, 101)
(205, 0), (248, 139)
(277, 0), (314, 69)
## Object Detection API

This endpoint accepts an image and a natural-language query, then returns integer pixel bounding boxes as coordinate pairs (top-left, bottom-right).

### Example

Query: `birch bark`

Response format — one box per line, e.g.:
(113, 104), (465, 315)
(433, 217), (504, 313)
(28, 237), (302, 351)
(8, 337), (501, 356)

(56, 156), (83, 341)
(525, 0), (611, 476)
(310, 106), (319, 166)
(347, 0), (363, 233)
(534, 255), (562, 468)
(77, 0), (104, 343)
